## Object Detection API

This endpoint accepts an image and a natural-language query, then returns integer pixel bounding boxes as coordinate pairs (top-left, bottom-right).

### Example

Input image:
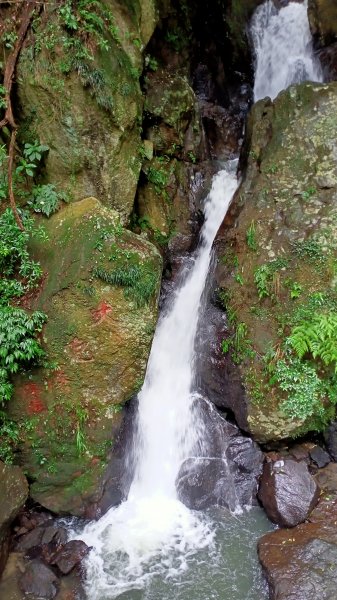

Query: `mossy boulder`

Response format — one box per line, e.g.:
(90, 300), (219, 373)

(0, 463), (28, 576)
(10, 198), (162, 515)
(216, 81), (337, 442)
(144, 69), (201, 158)
(137, 157), (198, 250)
(16, 0), (158, 223)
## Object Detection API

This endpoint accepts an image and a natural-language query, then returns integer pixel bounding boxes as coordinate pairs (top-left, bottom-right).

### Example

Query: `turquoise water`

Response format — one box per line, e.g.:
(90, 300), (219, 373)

(94, 506), (273, 600)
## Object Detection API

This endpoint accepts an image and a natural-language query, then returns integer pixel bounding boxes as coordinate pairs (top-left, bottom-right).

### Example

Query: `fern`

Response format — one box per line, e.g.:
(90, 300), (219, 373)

(288, 312), (337, 372)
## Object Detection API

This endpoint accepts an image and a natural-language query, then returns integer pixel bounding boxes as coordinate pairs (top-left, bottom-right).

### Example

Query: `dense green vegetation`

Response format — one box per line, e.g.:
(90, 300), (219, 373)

(0, 208), (47, 462)
(221, 235), (337, 431)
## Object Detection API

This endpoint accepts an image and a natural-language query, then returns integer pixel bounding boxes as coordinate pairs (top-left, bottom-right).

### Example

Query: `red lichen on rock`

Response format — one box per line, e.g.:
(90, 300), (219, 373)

(24, 382), (45, 414)
(91, 301), (113, 324)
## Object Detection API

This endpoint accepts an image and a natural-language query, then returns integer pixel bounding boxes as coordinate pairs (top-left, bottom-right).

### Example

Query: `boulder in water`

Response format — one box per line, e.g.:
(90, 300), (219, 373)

(176, 457), (237, 511)
(258, 495), (337, 600)
(176, 400), (263, 511)
(49, 540), (91, 575)
(258, 459), (319, 527)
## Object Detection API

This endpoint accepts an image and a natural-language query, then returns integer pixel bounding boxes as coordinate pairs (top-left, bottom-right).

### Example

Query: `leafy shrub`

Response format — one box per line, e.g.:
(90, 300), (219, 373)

(0, 308), (46, 404)
(254, 258), (288, 299)
(272, 354), (329, 421)
(0, 208), (42, 301)
(0, 209), (47, 411)
(28, 184), (68, 217)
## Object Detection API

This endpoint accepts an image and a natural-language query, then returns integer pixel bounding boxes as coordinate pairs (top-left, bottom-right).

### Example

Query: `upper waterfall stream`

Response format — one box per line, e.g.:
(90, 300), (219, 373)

(72, 168), (271, 599)
(251, 0), (323, 101)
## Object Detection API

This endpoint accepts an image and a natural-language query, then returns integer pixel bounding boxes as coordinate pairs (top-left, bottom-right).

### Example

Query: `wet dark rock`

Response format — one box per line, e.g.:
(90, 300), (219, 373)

(15, 527), (44, 552)
(19, 559), (59, 599)
(42, 526), (68, 547)
(258, 495), (337, 600)
(0, 462), (28, 576)
(176, 457), (236, 511)
(317, 42), (337, 81)
(324, 420), (337, 460)
(258, 459), (320, 527)
(309, 445), (331, 468)
(176, 399), (263, 510)
(195, 301), (249, 432)
(50, 540), (91, 575)
(314, 462), (337, 492)
(16, 511), (53, 536)
(226, 436), (264, 506)
(288, 443), (312, 463)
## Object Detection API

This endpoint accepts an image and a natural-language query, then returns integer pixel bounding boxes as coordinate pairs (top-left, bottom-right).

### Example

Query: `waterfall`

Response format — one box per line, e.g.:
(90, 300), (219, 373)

(75, 167), (239, 599)
(250, 0), (323, 101)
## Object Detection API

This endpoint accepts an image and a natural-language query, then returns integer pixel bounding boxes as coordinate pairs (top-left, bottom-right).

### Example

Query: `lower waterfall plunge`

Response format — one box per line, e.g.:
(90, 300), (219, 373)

(72, 167), (271, 599)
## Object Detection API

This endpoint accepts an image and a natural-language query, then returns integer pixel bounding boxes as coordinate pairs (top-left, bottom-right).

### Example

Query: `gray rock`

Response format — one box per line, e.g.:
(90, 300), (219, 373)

(19, 559), (59, 599)
(258, 459), (320, 527)
(176, 457), (237, 511)
(324, 421), (337, 461)
(50, 540), (91, 575)
(176, 398), (263, 511)
(309, 446), (331, 468)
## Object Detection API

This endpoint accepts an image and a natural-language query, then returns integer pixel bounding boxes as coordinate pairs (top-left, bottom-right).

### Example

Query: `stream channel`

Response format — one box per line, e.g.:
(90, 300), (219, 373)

(71, 2), (324, 598)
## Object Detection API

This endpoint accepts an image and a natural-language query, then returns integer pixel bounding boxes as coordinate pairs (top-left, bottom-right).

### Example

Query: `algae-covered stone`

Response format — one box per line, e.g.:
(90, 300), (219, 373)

(10, 198), (162, 515)
(16, 0), (158, 223)
(0, 463), (28, 576)
(216, 81), (337, 442)
(144, 69), (201, 156)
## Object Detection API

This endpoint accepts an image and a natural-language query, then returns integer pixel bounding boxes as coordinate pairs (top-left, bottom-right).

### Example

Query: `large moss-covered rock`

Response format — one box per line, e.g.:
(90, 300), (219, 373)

(0, 463), (28, 576)
(10, 198), (162, 515)
(16, 0), (158, 223)
(144, 69), (201, 156)
(216, 81), (337, 442)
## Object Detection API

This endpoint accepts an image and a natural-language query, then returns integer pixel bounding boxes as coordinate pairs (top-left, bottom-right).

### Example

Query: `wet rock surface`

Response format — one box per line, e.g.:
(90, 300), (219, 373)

(196, 300), (249, 431)
(176, 400), (263, 510)
(19, 560), (59, 599)
(324, 420), (337, 460)
(49, 541), (91, 576)
(258, 459), (320, 527)
(314, 462), (337, 492)
(259, 495), (337, 600)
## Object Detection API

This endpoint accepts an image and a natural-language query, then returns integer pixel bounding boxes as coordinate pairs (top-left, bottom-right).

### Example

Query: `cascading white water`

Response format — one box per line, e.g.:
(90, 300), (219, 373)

(74, 168), (239, 599)
(251, 0), (323, 101)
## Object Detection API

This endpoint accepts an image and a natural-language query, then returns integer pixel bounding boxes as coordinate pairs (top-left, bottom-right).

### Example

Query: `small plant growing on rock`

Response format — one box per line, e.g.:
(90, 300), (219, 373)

(246, 220), (257, 251)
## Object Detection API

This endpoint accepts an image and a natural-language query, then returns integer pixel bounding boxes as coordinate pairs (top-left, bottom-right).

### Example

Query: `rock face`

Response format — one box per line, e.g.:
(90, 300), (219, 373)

(259, 495), (337, 600)
(176, 400), (263, 511)
(308, 0), (337, 46)
(10, 198), (162, 515)
(324, 420), (337, 460)
(258, 459), (320, 527)
(17, 0), (158, 223)
(215, 81), (337, 441)
(0, 463), (28, 576)
(309, 0), (337, 81)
